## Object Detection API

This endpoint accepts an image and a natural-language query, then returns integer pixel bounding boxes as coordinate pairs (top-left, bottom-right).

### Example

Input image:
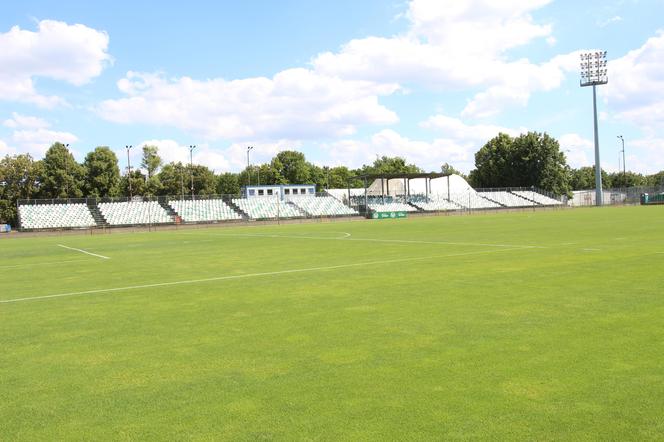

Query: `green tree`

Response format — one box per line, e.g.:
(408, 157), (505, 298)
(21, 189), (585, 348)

(646, 170), (664, 187)
(360, 155), (422, 175)
(0, 154), (43, 226)
(40, 142), (86, 198)
(217, 172), (240, 195)
(569, 167), (611, 190)
(468, 133), (516, 188)
(158, 162), (188, 197)
(119, 170), (147, 197)
(469, 132), (571, 196)
(83, 146), (121, 197)
(141, 145), (162, 178)
(189, 164), (217, 196)
(608, 171), (647, 189)
(441, 163), (464, 176)
(141, 145), (163, 196)
(271, 150), (312, 184)
(328, 166), (356, 188)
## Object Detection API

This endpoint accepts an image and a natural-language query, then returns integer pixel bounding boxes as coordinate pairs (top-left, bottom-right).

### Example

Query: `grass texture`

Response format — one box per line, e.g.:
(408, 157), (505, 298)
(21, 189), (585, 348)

(1, 206), (663, 440)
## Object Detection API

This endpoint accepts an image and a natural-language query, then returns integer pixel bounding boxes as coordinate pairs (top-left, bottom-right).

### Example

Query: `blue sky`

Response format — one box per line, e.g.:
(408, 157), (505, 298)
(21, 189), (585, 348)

(1, 0), (663, 175)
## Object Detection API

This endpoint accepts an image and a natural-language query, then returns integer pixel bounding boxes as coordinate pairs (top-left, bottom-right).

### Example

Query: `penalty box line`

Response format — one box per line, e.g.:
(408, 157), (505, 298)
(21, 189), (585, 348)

(1, 246), (534, 305)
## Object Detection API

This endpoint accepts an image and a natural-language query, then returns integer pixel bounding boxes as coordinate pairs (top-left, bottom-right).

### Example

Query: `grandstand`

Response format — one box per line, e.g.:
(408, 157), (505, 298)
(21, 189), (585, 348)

(288, 195), (358, 216)
(13, 175), (564, 231)
(477, 191), (533, 207)
(512, 190), (562, 206)
(169, 199), (242, 223)
(18, 203), (96, 230)
(409, 197), (461, 211)
(232, 197), (303, 219)
(368, 200), (419, 212)
(98, 201), (173, 226)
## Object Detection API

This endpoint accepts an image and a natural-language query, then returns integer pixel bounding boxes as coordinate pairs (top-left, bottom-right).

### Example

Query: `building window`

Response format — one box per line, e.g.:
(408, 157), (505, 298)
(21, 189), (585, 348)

(284, 189), (290, 195)
(293, 189), (298, 194)
(267, 189), (273, 195)
(258, 189), (264, 196)
(301, 188), (306, 194)
(248, 189), (255, 196)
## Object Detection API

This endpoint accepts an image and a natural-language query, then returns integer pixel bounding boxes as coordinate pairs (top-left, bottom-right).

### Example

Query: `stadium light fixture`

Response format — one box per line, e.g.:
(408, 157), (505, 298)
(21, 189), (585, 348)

(247, 146), (254, 186)
(617, 135), (625, 188)
(189, 145), (196, 199)
(125, 145), (133, 198)
(580, 50), (608, 206)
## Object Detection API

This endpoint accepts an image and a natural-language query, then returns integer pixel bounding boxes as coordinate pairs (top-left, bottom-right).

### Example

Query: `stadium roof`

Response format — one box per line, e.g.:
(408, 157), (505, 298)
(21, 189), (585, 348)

(350, 172), (452, 181)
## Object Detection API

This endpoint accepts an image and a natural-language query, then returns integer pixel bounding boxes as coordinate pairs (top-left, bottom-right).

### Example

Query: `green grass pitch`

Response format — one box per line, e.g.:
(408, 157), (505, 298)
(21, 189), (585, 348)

(1, 206), (663, 440)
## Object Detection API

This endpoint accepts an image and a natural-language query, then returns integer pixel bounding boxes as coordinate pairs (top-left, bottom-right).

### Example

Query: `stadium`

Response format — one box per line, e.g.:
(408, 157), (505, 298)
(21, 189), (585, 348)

(12, 173), (564, 232)
(3, 172), (664, 439)
(3, 1), (664, 440)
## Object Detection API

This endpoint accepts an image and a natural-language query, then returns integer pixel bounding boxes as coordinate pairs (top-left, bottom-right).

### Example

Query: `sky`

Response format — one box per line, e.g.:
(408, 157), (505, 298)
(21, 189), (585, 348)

(1, 0), (663, 175)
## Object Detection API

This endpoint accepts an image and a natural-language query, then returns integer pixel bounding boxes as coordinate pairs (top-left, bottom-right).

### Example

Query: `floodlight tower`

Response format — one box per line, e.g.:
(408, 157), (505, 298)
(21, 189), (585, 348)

(580, 51), (608, 206)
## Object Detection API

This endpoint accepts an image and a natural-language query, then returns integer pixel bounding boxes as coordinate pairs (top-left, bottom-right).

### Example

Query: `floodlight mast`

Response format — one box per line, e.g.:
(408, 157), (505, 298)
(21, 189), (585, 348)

(580, 51), (608, 206)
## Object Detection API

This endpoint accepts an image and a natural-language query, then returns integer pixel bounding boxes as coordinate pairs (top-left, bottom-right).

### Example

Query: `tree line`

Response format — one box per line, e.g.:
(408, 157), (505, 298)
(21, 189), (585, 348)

(0, 142), (421, 225)
(2, 133), (663, 226)
(468, 132), (664, 193)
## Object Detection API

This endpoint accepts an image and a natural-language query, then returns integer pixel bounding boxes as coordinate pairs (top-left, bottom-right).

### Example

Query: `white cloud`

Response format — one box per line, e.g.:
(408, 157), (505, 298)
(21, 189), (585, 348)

(420, 114), (526, 140)
(313, 0), (574, 117)
(0, 139), (15, 156)
(11, 129), (78, 158)
(97, 0), (574, 142)
(606, 31), (664, 133)
(323, 114), (530, 173)
(3, 113), (50, 129)
(97, 69), (400, 141)
(598, 16), (622, 27)
(128, 139), (302, 173)
(1, 114), (78, 158)
(0, 20), (111, 107)
(623, 137), (664, 174)
(558, 133), (593, 168)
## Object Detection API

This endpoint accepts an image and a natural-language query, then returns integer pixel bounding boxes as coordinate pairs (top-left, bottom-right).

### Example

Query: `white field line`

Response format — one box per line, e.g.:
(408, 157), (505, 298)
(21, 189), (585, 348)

(582, 248), (601, 251)
(57, 244), (110, 260)
(1, 246), (532, 304)
(0, 259), (88, 270)
(196, 232), (546, 249)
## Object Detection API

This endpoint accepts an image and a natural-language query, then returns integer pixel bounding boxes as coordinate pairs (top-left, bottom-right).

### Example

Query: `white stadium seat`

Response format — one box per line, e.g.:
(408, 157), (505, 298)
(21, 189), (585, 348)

(19, 203), (96, 230)
(169, 199), (242, 222)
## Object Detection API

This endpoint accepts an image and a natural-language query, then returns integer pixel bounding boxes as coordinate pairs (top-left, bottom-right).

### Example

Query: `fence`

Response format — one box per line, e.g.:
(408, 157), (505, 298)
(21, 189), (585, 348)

(570, 185), (664, 207)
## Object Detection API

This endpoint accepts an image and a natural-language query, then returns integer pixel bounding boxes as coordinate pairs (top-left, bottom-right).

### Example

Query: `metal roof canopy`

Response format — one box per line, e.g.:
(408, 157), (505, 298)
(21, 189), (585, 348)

(347, 172), (454, 217)
(350, 172), (451, 181)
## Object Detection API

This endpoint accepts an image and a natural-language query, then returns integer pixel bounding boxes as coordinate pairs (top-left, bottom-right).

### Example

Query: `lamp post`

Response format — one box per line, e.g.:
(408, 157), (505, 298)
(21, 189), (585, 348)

(189, 145), (196, 199)
(179, 163), (184, 200)
(580, 51), (608, 206)
(617, 135), (625, 188)
(64, 143), (70, 198)
(125, 145), (133, 198)
(247, 146), (253, 186)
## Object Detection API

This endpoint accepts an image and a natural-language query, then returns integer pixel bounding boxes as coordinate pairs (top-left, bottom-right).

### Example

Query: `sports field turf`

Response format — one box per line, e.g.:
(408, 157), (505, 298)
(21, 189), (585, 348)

(1, 206), (663, 440)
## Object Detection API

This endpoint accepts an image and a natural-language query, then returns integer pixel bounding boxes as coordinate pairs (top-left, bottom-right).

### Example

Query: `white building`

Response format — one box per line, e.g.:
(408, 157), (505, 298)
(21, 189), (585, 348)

(242, 184), (316, 200)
